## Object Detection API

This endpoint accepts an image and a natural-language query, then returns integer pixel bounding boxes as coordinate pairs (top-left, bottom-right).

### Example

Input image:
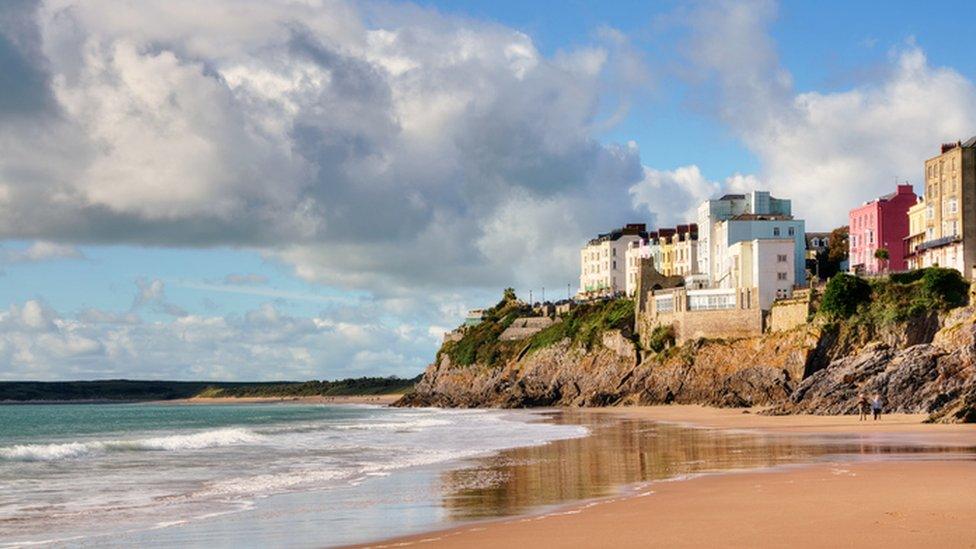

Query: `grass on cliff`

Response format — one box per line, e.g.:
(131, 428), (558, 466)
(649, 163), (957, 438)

(525, 299), (634, 355)
(440, 296), (636, 366)
(440, 296), (531, 366)
(818, 268), (969, 326)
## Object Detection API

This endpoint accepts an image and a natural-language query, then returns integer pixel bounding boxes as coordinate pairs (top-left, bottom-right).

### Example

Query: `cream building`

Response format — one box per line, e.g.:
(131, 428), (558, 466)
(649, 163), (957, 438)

(580, 224), (647, 297)
(905, 198), (928, 270)
(668, 224), (699, 277)
(624, 225), (698, 296)
(914, 137), (976, 276)
(726, 238), (796, 310)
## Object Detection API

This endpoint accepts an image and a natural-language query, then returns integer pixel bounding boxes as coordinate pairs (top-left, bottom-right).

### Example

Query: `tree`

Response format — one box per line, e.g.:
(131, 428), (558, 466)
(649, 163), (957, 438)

(874, 248), (890, 273)
(821, 226), (850, 278)
(827, 226), (849, 265)
(502, 287), (517, 302)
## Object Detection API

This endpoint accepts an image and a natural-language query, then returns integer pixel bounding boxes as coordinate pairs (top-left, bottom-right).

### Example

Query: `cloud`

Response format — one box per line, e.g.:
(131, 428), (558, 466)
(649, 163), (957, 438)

(2, 241), (84, 263)
(0, 0), (652, 294)
(0, 298), (433, 381)
(132, 278), (188, 317)
(681, 0), (976, 229)
(223, 273), (269, 285)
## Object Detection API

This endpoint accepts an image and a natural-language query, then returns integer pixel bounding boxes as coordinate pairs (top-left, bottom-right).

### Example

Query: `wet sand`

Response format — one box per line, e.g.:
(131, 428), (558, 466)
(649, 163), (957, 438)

(360, 406), (976, 548)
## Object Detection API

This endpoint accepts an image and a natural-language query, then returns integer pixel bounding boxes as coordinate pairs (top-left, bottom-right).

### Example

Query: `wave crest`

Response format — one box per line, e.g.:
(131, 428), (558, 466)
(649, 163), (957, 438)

(0, 428), (261, 462)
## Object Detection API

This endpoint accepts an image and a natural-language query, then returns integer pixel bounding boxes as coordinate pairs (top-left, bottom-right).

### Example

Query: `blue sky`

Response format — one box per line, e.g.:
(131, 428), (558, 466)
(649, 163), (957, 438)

(1, 0), (975, 380)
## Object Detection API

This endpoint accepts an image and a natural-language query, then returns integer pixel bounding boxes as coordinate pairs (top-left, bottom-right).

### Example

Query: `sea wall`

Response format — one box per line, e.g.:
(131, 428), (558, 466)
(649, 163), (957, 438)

(768, 289), (812, 332)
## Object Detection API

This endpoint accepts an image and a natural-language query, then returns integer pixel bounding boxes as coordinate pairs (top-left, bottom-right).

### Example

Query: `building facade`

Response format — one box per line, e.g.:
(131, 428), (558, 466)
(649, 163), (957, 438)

(848, 184), (917, 274)
(910, 138), (976, 276)
(727, 238), (796, 310)
(665, 224), (698, 277)
(624, 225), (698, 296)
(579, 223), (648, 297)
(697, 191), (801, 285)
(710, 214), (806, 286)
(904, 198), (928, 270)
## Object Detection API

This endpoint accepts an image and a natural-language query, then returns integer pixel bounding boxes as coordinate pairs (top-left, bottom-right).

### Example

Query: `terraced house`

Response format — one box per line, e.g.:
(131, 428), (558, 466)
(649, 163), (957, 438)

(906, 137), (976, 276)
(579, 223), (647, 297)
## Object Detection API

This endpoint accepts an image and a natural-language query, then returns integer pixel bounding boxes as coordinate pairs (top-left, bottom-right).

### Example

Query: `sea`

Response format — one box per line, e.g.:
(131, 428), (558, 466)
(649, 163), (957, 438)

(0, 403), (587, 547)
(4, 403), (972, 548)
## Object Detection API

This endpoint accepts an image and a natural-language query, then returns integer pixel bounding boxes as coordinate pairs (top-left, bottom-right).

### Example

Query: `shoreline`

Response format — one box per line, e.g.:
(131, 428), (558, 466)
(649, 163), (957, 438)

(157, 394), (402, 405)
(0, 394), (403, 406)
(357, 405), (976, 548)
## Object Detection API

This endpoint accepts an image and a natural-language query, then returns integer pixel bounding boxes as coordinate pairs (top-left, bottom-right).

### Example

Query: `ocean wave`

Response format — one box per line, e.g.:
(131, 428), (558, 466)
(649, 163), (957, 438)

(195, 468), (349, 498)
(332, 417), (453, 431)
(0, 428), (261, 462)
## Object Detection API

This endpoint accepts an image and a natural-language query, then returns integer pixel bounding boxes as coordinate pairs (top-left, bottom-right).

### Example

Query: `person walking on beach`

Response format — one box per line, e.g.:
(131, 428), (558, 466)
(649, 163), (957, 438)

(857, 393), (869, 421)
(871, 394), (883, 421)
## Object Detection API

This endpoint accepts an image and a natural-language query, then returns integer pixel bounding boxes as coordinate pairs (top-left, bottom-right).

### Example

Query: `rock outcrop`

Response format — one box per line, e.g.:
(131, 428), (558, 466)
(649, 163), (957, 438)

(399, 328), (821, 409)
(399, 299), (976, 423)
(768, 306), (976, 421)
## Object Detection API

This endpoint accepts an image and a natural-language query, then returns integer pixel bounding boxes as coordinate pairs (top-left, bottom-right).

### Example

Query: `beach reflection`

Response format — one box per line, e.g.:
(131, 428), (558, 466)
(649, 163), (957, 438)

(439, 411), (975, 521)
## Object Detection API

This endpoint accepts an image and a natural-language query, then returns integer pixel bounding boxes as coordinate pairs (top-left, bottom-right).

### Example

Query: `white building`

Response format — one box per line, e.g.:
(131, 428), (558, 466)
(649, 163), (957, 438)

(697, 191), (805, 285)
(624, 239), (649, 297)
(726, 238), (796, 310)
(580, 224), (647, 297)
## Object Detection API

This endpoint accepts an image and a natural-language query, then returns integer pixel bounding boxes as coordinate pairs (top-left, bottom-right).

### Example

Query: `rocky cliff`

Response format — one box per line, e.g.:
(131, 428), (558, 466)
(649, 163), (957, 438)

(398, 274), (976, 422)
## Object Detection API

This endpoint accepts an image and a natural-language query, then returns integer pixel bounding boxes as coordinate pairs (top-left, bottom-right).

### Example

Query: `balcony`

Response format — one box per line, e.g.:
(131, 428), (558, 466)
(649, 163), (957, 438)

(916, 234), (962, 252)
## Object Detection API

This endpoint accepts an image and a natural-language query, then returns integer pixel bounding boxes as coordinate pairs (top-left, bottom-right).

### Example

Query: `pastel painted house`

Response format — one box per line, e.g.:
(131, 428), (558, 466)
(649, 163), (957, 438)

(848, 184), (917, 274)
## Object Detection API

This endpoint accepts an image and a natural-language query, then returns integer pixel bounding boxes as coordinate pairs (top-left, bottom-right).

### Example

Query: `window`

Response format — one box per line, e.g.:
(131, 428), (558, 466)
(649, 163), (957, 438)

(788, 227), (795, 236)
(949, 199), (958, 214)
(612, 260), (616, 270)
(777, 254), (788, 263)
(777, 272), (788, 281)
(773, 227), (780, 237)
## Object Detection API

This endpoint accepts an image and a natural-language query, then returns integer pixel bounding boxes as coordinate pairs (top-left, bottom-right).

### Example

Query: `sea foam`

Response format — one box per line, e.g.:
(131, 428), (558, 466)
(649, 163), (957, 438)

(0, 428), (261, 462)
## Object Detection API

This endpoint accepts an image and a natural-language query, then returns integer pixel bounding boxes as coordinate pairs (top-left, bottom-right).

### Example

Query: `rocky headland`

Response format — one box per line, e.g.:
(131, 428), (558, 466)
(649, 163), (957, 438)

(397, 269), (976, 422)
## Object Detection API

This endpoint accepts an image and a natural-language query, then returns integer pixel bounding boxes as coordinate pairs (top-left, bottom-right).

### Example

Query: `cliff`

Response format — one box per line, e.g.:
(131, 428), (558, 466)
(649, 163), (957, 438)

(398, 271), (976, 422)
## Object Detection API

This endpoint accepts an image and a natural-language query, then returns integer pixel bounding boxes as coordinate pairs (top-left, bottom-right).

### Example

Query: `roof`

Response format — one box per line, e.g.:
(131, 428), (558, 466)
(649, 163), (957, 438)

(719, 193), (746, 201)
(728, 213), (794, 221)
(587, 224), (648, 245)
(964, 136), (976, 148)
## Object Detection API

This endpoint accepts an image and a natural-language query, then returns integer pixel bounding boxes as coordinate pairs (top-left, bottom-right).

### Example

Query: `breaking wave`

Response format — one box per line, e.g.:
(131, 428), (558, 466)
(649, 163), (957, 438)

(0, 428), (261, 462)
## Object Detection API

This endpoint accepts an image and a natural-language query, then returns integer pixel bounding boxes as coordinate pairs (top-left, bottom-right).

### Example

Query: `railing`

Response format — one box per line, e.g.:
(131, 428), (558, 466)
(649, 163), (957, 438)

(917, 235), (962, 252)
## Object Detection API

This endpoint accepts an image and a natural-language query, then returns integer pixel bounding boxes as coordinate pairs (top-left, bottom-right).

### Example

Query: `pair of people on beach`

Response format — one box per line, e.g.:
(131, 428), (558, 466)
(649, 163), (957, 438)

(857, 393), (882, 421)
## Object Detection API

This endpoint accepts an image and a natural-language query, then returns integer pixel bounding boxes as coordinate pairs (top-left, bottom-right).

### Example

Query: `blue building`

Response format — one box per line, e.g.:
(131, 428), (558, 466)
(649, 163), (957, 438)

(697, 191), (807, 286)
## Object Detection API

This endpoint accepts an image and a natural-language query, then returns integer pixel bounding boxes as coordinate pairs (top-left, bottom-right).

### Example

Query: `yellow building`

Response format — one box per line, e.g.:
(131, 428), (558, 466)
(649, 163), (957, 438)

(658, 235), (674, 276)
(916, 137), (976, 275)
(904, 199), (927, 270)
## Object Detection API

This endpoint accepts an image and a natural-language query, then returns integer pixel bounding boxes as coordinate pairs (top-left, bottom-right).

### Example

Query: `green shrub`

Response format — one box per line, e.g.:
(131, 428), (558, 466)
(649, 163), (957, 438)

(645, 324), (675, 353)
(920, 267), (969, 309)
(526, 299), (635, 354)
(820, 273), (872, 318)
(889, 270), (926, 284)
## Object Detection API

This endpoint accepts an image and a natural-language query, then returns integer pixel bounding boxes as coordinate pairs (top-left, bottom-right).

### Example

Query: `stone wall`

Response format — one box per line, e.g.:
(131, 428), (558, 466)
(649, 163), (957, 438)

(499, 317), (557, 341)
(654, 307), (764, 344)
(633, 257), (684, 318)
(639, 287), (764, 345)
(769, 288), (813, 332)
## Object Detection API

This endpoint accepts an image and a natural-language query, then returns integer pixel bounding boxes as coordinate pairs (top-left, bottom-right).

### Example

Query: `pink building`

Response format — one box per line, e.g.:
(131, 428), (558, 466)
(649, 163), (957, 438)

(848, 184), (917, 274)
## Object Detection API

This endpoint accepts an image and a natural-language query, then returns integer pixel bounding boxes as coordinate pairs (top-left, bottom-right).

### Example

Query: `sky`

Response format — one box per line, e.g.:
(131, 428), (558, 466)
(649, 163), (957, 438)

(2, 0), (976, 381)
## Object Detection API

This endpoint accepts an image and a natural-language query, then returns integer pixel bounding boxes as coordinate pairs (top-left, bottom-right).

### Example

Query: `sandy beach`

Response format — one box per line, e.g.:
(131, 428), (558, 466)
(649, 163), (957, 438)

(359, 406), (976, 548)
(162, 394), (402, 405)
